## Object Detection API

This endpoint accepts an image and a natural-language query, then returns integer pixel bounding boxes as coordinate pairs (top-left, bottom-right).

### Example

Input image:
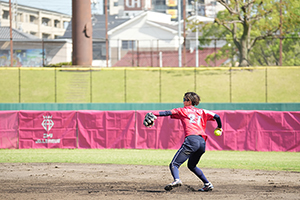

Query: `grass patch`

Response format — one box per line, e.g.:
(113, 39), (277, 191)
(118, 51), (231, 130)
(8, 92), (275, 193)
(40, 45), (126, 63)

(0, 149), (299, 172)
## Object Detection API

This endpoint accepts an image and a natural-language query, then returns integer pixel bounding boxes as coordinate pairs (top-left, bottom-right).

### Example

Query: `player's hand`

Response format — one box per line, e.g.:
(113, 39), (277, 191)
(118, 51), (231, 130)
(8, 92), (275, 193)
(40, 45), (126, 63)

(215, 127), (223, 132)
(214, 127), (223, 136)
(143, 112), (157, 127)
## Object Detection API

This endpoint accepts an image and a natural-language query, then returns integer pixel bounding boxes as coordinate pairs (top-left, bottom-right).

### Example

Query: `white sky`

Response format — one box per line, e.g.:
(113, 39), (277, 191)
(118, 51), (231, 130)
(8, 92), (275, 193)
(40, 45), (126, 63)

(3, 0), (72, 15)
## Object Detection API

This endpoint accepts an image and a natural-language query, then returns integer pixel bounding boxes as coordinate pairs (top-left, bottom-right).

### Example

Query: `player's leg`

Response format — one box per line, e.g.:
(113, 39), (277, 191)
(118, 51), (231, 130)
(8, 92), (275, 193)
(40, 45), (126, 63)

(169, 146), (188, 179)
(164, 138), (192, 191)
(187, 148), (210, 183)
(187, 136), (214, 192)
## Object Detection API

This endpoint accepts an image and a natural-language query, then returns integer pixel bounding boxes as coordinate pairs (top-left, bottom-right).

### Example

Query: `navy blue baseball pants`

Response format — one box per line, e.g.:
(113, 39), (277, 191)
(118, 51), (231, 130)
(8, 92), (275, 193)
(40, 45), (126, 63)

(169, 135), (209, 184)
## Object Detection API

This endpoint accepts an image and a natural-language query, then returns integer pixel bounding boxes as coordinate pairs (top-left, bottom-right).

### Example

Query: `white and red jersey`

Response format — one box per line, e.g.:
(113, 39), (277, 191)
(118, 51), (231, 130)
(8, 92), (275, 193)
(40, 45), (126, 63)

(170, 106), (216, 141)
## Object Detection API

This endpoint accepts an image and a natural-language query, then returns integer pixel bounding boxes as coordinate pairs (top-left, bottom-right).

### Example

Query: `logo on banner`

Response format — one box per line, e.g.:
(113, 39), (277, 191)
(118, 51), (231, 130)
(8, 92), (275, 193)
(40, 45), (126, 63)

(35, 115), (60, 144)
(42, 115), (54, 132)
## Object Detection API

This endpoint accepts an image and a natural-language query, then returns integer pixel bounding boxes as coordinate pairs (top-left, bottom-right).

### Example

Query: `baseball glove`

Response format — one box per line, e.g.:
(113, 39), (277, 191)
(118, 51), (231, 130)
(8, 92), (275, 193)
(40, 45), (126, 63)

(143, 112), (157, 127)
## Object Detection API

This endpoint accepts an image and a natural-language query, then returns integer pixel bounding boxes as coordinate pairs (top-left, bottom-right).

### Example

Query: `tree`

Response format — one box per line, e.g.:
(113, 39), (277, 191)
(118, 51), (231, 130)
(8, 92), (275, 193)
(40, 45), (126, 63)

(249, 34), (300, 66)
(198, 0), (300, 66)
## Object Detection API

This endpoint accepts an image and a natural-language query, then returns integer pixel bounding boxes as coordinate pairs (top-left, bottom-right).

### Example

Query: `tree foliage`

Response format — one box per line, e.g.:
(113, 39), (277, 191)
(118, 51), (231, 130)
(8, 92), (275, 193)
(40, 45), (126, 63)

(197, 0), (300, 66)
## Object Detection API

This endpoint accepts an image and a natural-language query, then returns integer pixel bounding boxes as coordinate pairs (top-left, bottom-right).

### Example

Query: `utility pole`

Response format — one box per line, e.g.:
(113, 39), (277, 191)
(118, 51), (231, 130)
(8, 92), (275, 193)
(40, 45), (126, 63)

(178, 0), (182, 67)
(9, 0), (13, 67)
(195, 0), (199, 67)
(105, 0), (109, 67)
(72, 0), (93, 66)
(183, 0), (186, 67)
(279, 0), (282, 66)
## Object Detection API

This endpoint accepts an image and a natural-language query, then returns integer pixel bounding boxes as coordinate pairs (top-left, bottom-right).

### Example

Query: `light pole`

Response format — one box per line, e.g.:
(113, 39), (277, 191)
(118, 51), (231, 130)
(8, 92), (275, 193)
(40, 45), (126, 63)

(178, 0), (182, 67)
(9, 0), (13, 67)
(195, 0), (199, 67)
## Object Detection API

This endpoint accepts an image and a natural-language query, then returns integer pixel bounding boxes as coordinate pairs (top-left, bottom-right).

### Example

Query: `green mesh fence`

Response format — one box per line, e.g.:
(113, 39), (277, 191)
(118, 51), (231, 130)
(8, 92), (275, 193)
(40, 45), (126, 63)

(0, 66), (300, 103)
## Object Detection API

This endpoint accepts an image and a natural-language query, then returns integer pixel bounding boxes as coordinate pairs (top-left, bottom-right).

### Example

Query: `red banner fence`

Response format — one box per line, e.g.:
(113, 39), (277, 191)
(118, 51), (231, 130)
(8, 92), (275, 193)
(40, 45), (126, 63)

(0, 110), (299, 152)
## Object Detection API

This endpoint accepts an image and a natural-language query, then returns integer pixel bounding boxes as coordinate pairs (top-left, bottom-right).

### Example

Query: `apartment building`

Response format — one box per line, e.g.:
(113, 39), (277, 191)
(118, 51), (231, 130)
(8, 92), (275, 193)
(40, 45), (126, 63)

(108, 0), (224, 19)
(0, 1), (71, 39)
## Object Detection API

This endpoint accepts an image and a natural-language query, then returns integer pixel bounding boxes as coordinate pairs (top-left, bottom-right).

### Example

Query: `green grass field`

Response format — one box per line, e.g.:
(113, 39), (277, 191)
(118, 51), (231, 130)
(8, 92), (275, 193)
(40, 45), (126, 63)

(1, 149), (299, 172)
(1, 67), (300, 103)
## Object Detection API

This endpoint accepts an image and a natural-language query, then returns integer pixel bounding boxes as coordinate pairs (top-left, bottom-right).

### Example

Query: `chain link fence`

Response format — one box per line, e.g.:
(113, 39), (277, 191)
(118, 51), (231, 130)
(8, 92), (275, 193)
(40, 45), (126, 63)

(107, 37), (300, 67)
(0, 67), (299, 103)
(0, 37), (299, 67)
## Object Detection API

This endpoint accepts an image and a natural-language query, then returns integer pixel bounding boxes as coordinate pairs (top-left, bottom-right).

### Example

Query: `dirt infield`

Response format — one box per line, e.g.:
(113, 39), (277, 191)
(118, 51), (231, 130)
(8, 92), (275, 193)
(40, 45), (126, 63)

(0, 163), (299, 200)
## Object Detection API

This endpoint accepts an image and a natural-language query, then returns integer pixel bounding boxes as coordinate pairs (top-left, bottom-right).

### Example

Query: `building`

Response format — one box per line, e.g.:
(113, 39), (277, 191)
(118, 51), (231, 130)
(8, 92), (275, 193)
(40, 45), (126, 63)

(0, 1), (224, 67)
(108, 11), (180, 66)
(111, 0), (224, 19)
(60, 14), (130, 67)
(0, 0), (71, 39)
(61, 11), (181, 66)
(91, 0), (225, 20)
(0, 26), (72, 66)
(61, 11), (222, 67)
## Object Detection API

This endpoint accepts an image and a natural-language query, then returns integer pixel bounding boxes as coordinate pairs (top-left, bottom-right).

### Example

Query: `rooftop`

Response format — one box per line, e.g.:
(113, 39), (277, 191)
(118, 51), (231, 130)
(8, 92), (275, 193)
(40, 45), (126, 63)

(0, 27), (39, 40)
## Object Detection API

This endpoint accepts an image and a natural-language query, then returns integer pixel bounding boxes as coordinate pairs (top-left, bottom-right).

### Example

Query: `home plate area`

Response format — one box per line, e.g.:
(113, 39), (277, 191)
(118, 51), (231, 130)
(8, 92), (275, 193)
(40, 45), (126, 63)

(0, 163), (299, 200)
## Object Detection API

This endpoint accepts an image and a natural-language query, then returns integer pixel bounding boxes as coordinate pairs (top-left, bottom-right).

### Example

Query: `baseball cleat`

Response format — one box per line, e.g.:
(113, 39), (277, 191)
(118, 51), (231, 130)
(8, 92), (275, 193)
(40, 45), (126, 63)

(198, 182), (214, 192)
(164, 179), (182, 191)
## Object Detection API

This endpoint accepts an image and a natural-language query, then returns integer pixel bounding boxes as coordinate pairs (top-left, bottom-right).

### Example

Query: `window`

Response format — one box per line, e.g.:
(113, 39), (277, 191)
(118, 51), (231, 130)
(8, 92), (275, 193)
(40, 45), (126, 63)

(16, 13), (23, 22)
(186, 39), (190, 49)
(2, 10), (9, 19)
(54, 20), (60, 28)
(42, 17), (50, 26)
(63, 21), (69, 29)
(30, 15), (37, 24)
(42, 33), (50, 39)
(101, 45), (106, 56)
(114, 2), (118, 6)
(154, 0), (165, 6)
(30, 31), (37, 36)
(92, 42), (106, 59)
(122, 40), (136, 50)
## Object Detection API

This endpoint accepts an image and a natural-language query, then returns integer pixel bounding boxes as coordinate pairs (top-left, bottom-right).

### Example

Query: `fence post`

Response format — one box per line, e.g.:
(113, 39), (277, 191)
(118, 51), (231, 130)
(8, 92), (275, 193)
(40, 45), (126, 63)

(19, 67), (21, 103)
(265, 67), (268, 103)
(194, 67), (196, 92)
(159, 52), (162, 67)
(132, 40), (134, 67)
(151, 40), (153, 67)
(124, 68), (127, 103)
(137, 40), (139, 67)
(55, 67), (57, 103)
(157, 40), (159, 67)
(118, 39), (120, 61)
(159, 68), (162, 103)
(214, 39), (217, 67)
(90, 67), (92, 103)
(230, 67), (232, 103)
(42, 39), (45, 67)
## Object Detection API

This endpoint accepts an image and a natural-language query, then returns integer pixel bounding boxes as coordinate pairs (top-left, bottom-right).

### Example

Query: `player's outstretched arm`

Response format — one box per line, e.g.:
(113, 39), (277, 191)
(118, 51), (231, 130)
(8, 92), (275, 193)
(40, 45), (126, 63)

(153, 111), (172, 116)
(143, 111), (172, 127)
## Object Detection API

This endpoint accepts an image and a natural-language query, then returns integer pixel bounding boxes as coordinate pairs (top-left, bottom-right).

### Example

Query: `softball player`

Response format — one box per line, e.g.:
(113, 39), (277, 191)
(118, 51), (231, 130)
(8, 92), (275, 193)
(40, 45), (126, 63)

(143, 92), (222, 192)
